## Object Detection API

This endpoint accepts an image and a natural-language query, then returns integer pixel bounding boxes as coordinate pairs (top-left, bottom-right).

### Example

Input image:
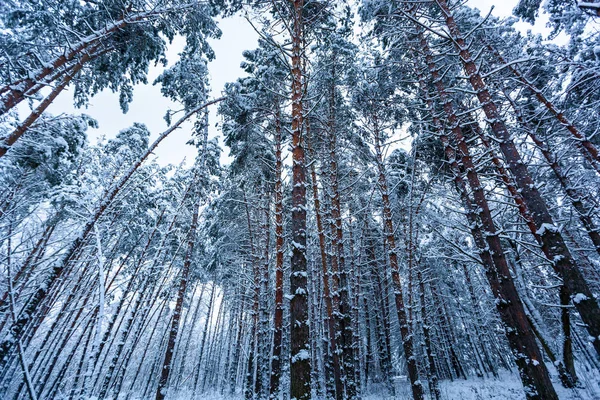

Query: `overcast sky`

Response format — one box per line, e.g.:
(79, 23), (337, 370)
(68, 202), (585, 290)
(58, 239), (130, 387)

(37, 0), (551, 168)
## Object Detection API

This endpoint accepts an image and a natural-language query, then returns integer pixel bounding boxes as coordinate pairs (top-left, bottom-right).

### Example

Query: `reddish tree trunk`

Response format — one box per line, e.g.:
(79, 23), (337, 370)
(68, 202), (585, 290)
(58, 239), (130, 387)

(155, 192), (200, 400)
(306, 134), (342, 399)
(289, 0), (311, 398)
(270, 106), (286, 398)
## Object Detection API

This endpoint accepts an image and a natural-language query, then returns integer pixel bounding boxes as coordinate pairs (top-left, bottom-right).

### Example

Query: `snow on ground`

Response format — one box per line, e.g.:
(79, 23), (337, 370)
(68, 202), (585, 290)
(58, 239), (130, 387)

(439, 369), (600, 400)
(441, 374), (598, 399)
(362, 369), (600, 400)
(121, 368), (600, 400)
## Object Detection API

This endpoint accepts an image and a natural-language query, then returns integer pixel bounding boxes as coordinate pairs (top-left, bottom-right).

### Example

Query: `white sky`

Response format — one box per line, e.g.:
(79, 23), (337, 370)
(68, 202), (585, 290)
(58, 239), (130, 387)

(33, 1), (552, 168)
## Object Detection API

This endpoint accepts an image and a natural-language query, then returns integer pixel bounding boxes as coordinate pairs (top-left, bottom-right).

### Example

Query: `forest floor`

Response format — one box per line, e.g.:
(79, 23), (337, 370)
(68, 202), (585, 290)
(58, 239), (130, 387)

(159, 371), (600, 400)
(438, 370), (600, 400)
(169, 369), (600, 400)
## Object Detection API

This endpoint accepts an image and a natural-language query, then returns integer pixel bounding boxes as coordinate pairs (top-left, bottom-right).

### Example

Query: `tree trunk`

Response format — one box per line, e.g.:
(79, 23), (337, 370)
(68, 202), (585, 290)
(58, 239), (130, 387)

(175, 283), (207, 390)
(418, 269), (440, 400)
(306, 134), (341, 399)
(326, 60), (356, 399)
(6, 225), (38, 400)
(372, 122), (424, 400)
(243, 192), (259, 400)
(193, 282), (217, 396)
(363, 218), (394, 394)
(559, 286), (578, 388)
(270, 105), (286, 399)
(155, 188), (201, 400)
(230, 291), (246, 395)
(289, 1), (311, 397)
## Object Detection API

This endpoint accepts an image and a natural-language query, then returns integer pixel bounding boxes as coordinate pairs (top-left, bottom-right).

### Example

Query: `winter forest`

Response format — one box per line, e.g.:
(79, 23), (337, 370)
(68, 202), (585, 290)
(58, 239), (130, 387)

(2, 0), (600, 399)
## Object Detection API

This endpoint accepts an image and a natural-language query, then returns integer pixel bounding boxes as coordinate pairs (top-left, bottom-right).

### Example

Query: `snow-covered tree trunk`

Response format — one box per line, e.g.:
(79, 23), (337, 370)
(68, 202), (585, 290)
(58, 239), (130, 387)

(288, 1), (311, 397)
(418, 268), (440, 400)
(155, 180), (201, 400)
(270, 106), (286, 399)
(373, 119), (424, 400)
(326, 70), (357, 399)
(307, 134), (342, 399)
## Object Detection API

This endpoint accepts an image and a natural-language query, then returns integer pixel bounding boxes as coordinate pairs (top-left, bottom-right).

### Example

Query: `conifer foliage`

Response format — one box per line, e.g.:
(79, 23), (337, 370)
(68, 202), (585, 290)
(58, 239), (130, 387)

(1, 1), (600, 400)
